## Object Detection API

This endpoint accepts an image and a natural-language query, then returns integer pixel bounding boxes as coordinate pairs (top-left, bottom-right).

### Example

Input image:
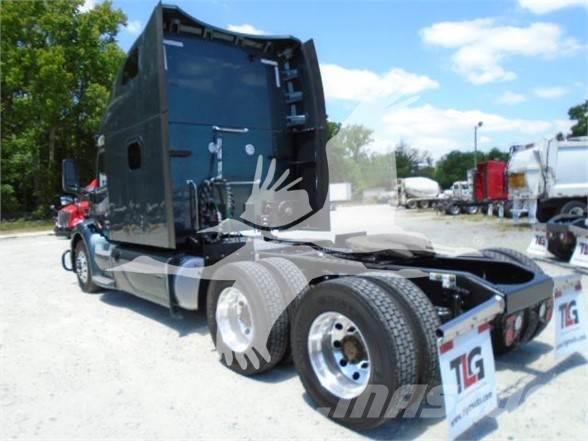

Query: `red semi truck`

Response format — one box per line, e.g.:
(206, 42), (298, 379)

(440, 160), (509, 216)
(53, 179), (98, 238)
(474, 160), (508, 203)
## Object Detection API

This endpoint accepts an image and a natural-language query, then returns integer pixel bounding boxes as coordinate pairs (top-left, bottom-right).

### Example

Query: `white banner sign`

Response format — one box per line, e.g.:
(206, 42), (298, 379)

(527, 230), (549, 257)
(554, 278), (588, 359)
(570, 236), (588, 269)
(438, 325), (498, 440)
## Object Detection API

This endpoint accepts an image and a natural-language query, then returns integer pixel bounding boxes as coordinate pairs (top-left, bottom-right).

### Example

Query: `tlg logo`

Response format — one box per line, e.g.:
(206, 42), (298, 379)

(535, 235), (546, 246)
(559, 300), (579, 329)
(449, 346), (485, 394)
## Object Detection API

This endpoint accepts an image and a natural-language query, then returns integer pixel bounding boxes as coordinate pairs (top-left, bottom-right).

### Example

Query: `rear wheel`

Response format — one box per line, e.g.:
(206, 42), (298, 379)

(292, 277), (418, 430)
(560, 200), (587, 217)
(362, 273), (441, 388)
(207, 261), (288, 375)
(463, 205), (479, 215)
(74, 240), (100, 293)
(483, 247), (543, 273)
(259, 257), (308, 364)
(446, 204), (461, 216)
(548, 235), (576, 261)
(406, 200), (417, 209)
(418, 201), (430, 209)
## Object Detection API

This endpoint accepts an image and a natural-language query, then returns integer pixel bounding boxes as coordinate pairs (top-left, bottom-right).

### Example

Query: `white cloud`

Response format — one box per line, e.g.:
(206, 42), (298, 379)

(519, 0), (588, 14)
(227, 24), (267, 35)
(378, 104), (569, 157)
(497, 91), (526, 105)
(320, 64), (439, 101)
(421, 19), (581, 84)
(126, 20), (142, 36)
(79, 0), (96, 13)
(534, 86), (569, 98)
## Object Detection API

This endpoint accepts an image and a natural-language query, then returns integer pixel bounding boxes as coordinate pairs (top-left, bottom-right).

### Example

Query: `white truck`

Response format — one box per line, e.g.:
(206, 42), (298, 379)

(437, 179), (481, 215)
(396, 176), (441, 209)
(328, 182), (352, 210)
(508, 137), (588, 222)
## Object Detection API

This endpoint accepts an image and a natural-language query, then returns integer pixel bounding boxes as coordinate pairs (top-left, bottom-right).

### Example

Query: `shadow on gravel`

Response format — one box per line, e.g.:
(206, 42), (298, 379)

(299, 392), (443, 440)
(99, 290), (208, 337)
(459, 352), (586, 440)
(495, 340), (553, 369)
(253, 364), (298, 383)
(295, 349), (586, 441)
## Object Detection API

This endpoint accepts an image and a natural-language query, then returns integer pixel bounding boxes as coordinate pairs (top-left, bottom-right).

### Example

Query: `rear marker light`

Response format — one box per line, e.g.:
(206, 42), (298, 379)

(514, 314), (523, 331)
(539, 302), (546, 319)
(439, 340), (454, 354)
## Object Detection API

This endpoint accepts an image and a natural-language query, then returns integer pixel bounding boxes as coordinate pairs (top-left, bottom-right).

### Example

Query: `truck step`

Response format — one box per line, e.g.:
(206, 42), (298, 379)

(92, 275), (115, 288)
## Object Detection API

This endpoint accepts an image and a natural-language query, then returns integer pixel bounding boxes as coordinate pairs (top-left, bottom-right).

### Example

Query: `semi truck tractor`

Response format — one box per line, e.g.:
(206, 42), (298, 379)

(508, 137), (588, 222)
(52, 179), (98, 238)
(61, 4), (578, 431)
(439, 161), (509, 216)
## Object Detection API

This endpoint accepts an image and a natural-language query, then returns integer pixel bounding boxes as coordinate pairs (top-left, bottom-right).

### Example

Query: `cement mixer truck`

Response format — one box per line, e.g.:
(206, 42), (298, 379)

(396, 177), (441, 209)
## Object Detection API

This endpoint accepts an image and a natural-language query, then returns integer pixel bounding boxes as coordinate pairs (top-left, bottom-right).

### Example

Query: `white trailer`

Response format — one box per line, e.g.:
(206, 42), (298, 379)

(328, 182), (352, 210)
(508, 137), (588, 222)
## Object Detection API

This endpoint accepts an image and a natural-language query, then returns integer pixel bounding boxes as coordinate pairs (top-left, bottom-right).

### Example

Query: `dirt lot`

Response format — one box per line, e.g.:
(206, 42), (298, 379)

(1, 205), (587, 440)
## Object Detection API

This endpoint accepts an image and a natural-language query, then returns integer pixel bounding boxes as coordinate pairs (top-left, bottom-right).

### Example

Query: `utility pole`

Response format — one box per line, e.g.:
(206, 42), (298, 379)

(474, 121), (483, 168)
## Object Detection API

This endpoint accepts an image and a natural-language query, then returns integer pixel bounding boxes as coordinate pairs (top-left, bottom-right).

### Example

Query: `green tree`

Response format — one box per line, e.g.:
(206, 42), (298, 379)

(485, 147), (509, 162)
(434, 150), (477, 189)
(394, 141), (433, 179)
(327, 120), (341, 140)
(326, 124), (374, 197)
(330, 124), (373, 162)
(568, 100), (588, 137)
(1, 0), (127, 217)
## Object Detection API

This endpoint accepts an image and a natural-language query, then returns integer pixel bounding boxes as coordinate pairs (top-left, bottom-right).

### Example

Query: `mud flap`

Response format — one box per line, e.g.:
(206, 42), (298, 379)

(436, 296), (503, 440)
(527, 224), (549, 257)
(552, 275), (588, 359)
(569, 226), (588, 269)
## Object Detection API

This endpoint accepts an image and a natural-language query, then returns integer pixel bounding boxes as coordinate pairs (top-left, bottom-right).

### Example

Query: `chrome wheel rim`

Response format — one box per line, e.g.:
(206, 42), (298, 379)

(308, 312), (371, 400)
(568, 206), (585, 216)
(216, 287), (254, 352)
(76, 250), (89, 284)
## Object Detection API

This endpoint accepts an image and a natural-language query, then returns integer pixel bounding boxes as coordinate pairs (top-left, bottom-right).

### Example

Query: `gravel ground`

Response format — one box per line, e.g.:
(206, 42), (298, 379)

(1, 205), (587, 440)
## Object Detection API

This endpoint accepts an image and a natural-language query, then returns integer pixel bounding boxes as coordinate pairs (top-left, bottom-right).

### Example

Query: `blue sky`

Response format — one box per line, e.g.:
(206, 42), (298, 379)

(86, 0), (588, 158)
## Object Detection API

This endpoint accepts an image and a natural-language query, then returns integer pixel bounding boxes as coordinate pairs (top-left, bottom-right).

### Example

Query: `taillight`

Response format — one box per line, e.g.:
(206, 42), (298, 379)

(538, 298), (553, 323)
(504, 312), (525, 347)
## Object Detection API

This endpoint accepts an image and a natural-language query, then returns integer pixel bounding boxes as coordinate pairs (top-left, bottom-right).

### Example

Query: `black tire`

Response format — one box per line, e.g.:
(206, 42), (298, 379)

(418, 201), (430, 209)
(362, 273), (441, 388)
(560, 200), (587, 217)
(463, 205), (479, 215)
(446, 204), (460, 216)
(292, 277), (418, 430)
(547, 236), (576, 261)
(259, 257), (308, 364)
(406, 200), (417, 209)
(74, 240), (100, 293)
(482, 247), (544, 274)
(503, 201), (513, 218)
(480, 249), (547, 353)
(207, 261), (288, 375)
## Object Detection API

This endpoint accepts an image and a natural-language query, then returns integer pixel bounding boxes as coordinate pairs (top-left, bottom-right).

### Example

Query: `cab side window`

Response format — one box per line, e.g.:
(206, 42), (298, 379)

(128, 141), (142, 170)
